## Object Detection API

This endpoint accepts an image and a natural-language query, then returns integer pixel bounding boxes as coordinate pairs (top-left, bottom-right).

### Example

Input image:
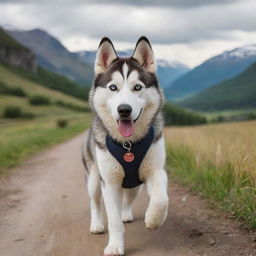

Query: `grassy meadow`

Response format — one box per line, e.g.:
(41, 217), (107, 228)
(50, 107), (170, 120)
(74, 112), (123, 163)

(0, 115), (90, 175)
(0, 64), (91, 175)
(165, 121), (256, 228)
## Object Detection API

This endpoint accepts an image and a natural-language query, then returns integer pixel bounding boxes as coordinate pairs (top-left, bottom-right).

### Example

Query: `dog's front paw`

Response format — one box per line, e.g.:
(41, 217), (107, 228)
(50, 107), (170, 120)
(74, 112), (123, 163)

(90, 223), (105, 234)
(145, 200), (168, 230)
(122, 208), (133, 223)
(104, 242), (124, 256)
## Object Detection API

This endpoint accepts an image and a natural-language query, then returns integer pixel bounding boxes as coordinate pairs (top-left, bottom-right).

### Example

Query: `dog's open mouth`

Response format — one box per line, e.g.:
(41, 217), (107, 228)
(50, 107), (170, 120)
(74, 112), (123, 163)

(117, 109), (142, 137)
(117, 119), (134, 137)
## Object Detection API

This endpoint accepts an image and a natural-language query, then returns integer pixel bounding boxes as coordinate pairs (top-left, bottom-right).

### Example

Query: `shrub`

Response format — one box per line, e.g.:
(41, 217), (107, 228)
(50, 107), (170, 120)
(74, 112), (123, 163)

(163, 103), (207, 126)
(3, 106), (23, 118)
(0, 82), (27, 97)
(0, 81), (8, 94)
(29, 95), (50, 105)
(2, 106), (35, 119)
(8, 87), (27, 97)
(247, 112), (256, 120)
(57, 119), (68, 128)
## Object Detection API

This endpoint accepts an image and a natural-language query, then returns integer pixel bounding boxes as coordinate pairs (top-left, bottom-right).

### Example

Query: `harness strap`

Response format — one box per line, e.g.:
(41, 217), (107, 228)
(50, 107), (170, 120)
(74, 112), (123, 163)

(106, 126), (154, 189)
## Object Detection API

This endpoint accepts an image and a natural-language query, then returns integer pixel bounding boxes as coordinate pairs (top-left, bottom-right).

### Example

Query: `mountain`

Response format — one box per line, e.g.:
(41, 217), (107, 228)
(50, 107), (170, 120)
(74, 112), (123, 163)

(0, 27), (37, 72)
(1, 27), (89, 101)
(4, 27), (188, 89)
(75, 49), (133, 65)
(7, 29), (93, 85)
(75, 50), (189, 89)
(179, 63), (256, 111)
(156, 59), (189, 89)
(167, 44), (256, 101)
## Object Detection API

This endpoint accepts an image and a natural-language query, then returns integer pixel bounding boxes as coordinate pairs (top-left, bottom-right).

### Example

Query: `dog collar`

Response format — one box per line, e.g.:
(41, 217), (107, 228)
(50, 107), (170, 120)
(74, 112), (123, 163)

(106, 126), (154, 189)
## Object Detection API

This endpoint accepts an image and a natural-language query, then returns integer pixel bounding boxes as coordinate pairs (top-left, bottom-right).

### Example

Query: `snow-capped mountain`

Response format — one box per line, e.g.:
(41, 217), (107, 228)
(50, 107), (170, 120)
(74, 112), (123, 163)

(156, 59), (190, 89)
(219, 44), (256, 59)
(157, 59), (188, 69)
(75, 50), (189, 89)
(167, 44), (256, 101)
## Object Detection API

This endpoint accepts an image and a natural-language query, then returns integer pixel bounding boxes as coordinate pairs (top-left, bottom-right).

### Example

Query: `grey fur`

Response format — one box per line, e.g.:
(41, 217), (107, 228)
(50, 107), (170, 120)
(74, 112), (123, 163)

(94, 57), (159, 89)
(83, 54), (164, 173)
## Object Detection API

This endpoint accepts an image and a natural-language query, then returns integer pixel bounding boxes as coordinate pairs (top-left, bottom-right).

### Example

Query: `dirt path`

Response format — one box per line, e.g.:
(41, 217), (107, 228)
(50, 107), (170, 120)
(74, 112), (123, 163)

(0, 133), (255, 256)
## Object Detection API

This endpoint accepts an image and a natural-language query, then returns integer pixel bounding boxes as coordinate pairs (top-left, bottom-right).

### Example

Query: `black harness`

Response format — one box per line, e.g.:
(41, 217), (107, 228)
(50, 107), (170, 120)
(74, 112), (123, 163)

(106, 126), (154, 189)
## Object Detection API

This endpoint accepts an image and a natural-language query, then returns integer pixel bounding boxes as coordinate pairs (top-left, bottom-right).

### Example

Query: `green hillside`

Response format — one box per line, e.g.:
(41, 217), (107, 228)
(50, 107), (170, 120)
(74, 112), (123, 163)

(0, 64), (90, 123)
(0, 59), (90, 173)
(0, 65), (87, 106)
(0, 29), (91, 173)
(1, 28), (90, 100)
(3, 64), (90, 101)
(179, 63), (256, 111)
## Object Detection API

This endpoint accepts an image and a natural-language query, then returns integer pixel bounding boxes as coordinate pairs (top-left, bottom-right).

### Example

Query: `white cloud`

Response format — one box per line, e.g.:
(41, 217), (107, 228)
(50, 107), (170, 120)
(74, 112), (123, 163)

(0, 0), (255, 67)
(0, 0), (245, 8)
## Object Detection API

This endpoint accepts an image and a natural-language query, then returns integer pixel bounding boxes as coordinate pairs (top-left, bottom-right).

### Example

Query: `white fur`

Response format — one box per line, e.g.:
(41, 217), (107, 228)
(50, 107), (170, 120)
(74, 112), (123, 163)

(88, 37), (168, 256)
(122, 186), (141, 222)
(94, 135), (168, 255)
(107, 64), (144, 122)
(93, 62), (161, 143)
(87, 164), (105, 234)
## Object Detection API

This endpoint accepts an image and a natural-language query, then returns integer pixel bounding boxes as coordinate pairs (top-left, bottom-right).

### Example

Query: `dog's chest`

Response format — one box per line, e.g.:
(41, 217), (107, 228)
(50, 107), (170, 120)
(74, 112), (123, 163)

(96, 136), (165, 185)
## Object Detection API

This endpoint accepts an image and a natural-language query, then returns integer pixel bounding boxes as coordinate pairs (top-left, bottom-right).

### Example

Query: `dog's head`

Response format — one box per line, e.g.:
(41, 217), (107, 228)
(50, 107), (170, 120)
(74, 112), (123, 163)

(90, 37), (163, 142)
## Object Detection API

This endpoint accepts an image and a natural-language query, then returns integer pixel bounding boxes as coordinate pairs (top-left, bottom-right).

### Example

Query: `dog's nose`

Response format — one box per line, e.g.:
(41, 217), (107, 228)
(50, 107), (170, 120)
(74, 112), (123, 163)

(117, 104), (132, 118)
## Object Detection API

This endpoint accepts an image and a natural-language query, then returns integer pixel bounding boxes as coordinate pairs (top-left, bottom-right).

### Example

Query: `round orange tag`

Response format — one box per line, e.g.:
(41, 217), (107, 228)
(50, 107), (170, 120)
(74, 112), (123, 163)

(123, 152), (134, 162)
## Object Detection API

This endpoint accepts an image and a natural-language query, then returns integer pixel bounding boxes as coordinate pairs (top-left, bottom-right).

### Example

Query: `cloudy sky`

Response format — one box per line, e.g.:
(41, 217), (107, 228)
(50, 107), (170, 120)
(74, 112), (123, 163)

(0, 0), (256, 67)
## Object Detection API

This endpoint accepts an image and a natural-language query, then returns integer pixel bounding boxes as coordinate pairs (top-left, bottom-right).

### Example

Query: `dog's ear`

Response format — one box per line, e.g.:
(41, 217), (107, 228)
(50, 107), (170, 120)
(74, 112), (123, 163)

(132, 36), (156, 73)
(94, 37), (118, 74)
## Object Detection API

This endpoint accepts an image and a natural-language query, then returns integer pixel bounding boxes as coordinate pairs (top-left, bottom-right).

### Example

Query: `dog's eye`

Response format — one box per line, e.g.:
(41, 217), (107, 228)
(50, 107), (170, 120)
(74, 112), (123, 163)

(109, 85), (118, 91)
(134, 84), (142, 91)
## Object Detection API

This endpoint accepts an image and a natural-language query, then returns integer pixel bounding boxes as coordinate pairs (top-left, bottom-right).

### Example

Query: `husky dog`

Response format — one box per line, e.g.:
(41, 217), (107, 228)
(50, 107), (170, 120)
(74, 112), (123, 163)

(83, 36), (169, 256)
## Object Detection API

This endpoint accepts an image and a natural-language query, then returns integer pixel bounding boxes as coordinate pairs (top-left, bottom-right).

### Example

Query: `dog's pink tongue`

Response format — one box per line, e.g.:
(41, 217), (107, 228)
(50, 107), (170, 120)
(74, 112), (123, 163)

(118, 120), (134, 137)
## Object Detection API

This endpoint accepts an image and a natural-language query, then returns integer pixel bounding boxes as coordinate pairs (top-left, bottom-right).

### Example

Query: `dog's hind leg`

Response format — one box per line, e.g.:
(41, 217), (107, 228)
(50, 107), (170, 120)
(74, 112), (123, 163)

(88, 165), (105, 234)
(122, 186), (141, 223)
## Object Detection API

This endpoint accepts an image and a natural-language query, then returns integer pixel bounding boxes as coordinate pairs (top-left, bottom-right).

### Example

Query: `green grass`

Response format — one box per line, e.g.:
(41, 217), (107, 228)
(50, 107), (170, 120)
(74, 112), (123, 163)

(166, 144), (256, 228)
(0, 114), (90, 175)
(3, 64), (90, 101)
(0, 65), (87, 107)
(0, 64), (90, 124)
(0, 95), (83, 121)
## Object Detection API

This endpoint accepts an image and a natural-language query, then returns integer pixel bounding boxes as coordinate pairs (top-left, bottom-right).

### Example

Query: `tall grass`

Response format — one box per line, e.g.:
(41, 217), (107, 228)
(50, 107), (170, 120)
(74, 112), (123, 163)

(165, 121), (256, 228)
